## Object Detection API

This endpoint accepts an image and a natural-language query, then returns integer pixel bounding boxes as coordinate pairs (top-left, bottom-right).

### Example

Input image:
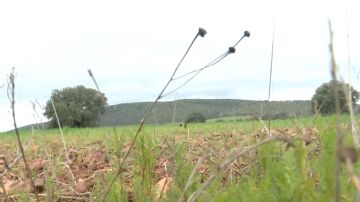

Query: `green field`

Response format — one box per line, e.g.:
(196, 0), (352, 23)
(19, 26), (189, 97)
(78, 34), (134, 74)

(0, 115), (359, 201)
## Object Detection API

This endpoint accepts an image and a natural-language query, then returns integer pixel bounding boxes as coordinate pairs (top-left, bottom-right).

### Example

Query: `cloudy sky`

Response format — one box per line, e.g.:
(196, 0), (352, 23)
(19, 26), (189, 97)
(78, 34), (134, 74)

(0, 0), (359, 132)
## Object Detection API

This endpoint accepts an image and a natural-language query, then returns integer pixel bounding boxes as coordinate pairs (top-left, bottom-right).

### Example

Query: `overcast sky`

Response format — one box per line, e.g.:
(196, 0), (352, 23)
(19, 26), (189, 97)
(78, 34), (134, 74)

(0, 0), (359, 132)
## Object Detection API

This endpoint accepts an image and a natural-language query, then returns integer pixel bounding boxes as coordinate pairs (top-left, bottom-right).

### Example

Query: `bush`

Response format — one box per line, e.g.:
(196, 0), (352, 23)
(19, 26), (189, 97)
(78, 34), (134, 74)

(185, 112), (206, 123)
(311, 80), (359, 114)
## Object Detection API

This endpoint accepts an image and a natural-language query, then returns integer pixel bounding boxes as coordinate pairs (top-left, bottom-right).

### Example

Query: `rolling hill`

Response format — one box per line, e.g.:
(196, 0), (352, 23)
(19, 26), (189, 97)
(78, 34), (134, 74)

(99, 99), (312, 126)
(11, 99), (313, 131)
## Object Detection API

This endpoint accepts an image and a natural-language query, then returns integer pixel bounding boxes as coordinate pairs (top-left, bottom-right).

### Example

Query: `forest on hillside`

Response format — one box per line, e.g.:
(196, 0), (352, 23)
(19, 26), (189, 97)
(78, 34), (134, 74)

(99, 99), (312, 126)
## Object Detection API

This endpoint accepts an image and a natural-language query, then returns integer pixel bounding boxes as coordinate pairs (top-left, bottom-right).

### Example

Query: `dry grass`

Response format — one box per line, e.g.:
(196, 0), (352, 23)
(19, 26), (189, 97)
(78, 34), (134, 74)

(0, 122), (322, 201)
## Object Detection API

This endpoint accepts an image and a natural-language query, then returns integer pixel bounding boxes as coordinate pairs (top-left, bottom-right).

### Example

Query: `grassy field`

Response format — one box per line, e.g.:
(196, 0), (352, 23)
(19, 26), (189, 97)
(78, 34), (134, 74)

(0, 115), (359, 201)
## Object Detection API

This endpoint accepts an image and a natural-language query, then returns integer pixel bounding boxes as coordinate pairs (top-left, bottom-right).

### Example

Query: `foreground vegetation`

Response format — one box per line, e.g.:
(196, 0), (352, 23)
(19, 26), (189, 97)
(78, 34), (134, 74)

(0, 115), (359, 201)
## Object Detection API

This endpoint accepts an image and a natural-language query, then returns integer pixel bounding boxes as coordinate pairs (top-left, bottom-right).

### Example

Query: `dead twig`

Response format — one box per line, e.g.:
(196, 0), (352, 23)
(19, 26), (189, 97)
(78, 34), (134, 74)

(187, 136), (298, 202)
(0, 135), (35, 178)
(7, 67), (40, 202)
(58, 162), (76, 191)
(328, 20), (344, 202)
(267, 1), (276, 137)
(50, 98), (76, 188)
(30, 100), (45, 130)
(158, 176), (169, 201)
(258, 117), (271, 136)
(179, 154), (209, 202)
(345, 158), (360, 192)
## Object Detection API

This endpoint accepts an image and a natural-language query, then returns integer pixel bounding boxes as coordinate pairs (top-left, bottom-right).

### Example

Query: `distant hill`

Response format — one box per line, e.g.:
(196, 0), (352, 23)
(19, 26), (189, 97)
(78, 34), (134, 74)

(10, 99), (313, 132)
(6, 122), (50, 132)
(99, 99), (312, 126)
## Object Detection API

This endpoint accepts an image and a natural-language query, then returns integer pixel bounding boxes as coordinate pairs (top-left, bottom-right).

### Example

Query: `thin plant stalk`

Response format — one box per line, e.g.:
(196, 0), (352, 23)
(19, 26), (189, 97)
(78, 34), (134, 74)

(50, 98), (76, 187)
(101, 28), (206, 201)
(0, 136), (34, 178)
(158, 176), (169, 201)
(172, 49), (229, 81)
(179, 155), (208, 202)
(187, 136), (298, 202)
(344, 9), (360, 146)
(102, 28), (249, 201)
(170, 32), (248, 83)
(267, 0), (276, 136)
(7, 68), (40, 202)
(346, 7), (360, 202)
(328, 20), (344, 202)
(36, 100), (46, 130)
(50, 98), (69, 162)
(32, 100), (54, 198)
(88, 69), (100, 92)
(162, 51), (229, 98)
(162, 32), (249, 98)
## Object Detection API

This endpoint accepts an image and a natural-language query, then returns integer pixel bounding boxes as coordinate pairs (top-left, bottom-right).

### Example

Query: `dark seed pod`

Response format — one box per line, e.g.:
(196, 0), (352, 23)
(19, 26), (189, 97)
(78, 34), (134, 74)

(198, 28), (207, 37)
(88, 69), (93, 77)
(244, 30), (250, 37)
(228, 47), (236, 53)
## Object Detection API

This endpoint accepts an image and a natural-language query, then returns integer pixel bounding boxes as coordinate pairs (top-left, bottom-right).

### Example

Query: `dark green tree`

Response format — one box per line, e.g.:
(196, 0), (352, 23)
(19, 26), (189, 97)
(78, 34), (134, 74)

(311, 80), (359, 114)
(44, 85), (108, 128)
(185, 112), (206, 123)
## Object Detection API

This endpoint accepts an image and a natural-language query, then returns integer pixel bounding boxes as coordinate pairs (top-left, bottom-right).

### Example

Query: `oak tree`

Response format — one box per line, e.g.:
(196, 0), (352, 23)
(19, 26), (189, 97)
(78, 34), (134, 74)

(44, 85), (107, 128)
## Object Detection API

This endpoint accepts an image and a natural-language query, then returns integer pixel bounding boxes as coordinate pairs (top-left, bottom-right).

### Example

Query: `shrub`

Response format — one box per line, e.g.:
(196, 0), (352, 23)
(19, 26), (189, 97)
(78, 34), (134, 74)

(185, 112), (206, 123)
(311, 80), (359, 114)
